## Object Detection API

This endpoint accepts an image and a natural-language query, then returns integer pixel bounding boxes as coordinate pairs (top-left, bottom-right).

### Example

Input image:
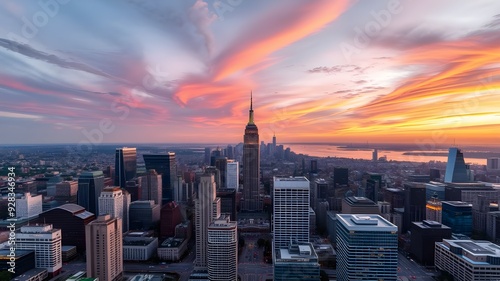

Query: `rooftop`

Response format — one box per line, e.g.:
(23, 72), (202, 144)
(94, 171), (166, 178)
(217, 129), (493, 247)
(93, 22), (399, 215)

(442, 239), (500, 258)
(344, 196), (377, 206)
(336, 214), (397, 232)
(160, 237), (185, 248)
(413, 220), (450, 229)
(275, 242), (318, 263)
(442, 201), (473, 207)
(274, 176), (310, 189)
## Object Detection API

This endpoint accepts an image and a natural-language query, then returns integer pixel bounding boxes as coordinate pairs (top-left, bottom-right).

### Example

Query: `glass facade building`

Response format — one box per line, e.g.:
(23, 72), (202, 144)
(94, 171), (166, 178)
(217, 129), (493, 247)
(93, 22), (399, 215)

(77, 171), (105, 215)
(442, 201), (473, 236)
(336, 214), (398, 281)
(143, 152), (176, 204)
(114, 147), (137, 188)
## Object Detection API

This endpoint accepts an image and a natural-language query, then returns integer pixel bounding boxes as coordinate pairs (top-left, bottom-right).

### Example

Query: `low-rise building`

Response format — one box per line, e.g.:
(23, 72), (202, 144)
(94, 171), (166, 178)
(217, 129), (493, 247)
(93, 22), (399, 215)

(123, 232), (158, 261)
(157, 237), (188, 261)
(435, 239), (500, 281)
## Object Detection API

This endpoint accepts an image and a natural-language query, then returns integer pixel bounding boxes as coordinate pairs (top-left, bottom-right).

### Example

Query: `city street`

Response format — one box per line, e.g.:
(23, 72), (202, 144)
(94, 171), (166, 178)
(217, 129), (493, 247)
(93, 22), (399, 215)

(398, 253), (436, 281)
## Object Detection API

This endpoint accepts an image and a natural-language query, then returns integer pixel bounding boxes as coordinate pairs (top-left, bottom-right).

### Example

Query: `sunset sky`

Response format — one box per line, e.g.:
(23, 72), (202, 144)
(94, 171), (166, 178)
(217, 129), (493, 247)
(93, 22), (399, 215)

(1, 0), (500, 145)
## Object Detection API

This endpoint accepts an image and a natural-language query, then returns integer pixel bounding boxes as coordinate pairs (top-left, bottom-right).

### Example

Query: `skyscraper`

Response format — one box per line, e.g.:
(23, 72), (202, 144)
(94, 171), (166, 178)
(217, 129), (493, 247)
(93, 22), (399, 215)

(114, 147), (137, 188)
(226, 160), (239, 190)
(98, 187), (125, 232)
(273, 176), (310, 249)
(139, 169), (162, 205)
(77, 171), (105, 214)
(86, 215), (123, 281)
(242, 93), (261, 211)
(195, 174), (221, 268)
(442, 201), (473, 236)
(207, 216), (238, 281)
(143, 152), (177, 204)
(336, 214), (398, 281)
(444, 147), (470, 183)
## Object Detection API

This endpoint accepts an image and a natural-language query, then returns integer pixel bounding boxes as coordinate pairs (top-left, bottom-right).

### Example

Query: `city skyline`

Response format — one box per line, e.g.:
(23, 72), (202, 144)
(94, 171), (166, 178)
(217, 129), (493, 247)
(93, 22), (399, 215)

(1, 1), (500, 145)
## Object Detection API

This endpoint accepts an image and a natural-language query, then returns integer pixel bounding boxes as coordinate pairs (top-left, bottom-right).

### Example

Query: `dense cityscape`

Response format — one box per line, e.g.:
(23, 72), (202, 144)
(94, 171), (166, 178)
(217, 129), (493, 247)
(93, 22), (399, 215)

(1, 98), (500, 281)
(2, 1), (500, 281)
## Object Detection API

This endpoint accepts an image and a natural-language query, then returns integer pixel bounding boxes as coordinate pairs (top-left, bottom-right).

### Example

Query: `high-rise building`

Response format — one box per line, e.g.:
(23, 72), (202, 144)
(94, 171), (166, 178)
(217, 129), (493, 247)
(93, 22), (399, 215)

(86, 215), (123, 281)
(55, 180), (78, 201)
(226, 160), (239, 190)
(16, 192), (42, 218)
(139, 169), (162, 205)
(333, 167), (348, 187)
(242, 93), (261, 211)
(341, 196), (379, 214)
(98, 187), (125, 232)
(410, 220), (451, 266)
(122, 189), (131, 232)
(195, 174), (221, 268)
(435, 239), (500, 281)
(487, 157), (500, 171)
(403, 182), (427, 233)
(160, 201), (183, 239)
(273, 176), (310, 249)
(273, 242), (320, 281)
(442, 201), (473, 236)
(217, 188), (237, 221)
(426, 194), (442, 223)
(336, 214), (398, 281)
(16, 224), (62, 277)
(207, 216), (238, 281)
(444, 148), (470, 183)
(204, 147), (212, 165)
(129, 200), (160, 230)
(215, 157), (228, 189)
(77, 171), (105, 214)
(486, 211), (500, 243)
(143, 152), (177, 204)
(114, 147), (137, 188)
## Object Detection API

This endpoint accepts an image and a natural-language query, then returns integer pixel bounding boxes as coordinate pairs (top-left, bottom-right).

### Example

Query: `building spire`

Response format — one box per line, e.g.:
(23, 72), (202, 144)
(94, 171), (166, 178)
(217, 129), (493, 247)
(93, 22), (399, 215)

(248, 91), (254, 125)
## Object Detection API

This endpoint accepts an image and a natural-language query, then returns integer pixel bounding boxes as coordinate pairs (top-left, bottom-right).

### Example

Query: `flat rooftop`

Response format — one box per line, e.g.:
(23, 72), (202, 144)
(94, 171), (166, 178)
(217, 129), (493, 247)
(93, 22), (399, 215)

(443, 239), (500, 258)
(275, 243), (318, 263)
(336, 214), (397, 232)
(160, 237), (185, 248)
(442, 201), (472, 207)
(274, 176), (310, 189)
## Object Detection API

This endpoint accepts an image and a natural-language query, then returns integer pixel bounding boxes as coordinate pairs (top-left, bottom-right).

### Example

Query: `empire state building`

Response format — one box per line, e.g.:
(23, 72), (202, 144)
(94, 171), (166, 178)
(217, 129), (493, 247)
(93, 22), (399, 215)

(242, 93), (261, 211)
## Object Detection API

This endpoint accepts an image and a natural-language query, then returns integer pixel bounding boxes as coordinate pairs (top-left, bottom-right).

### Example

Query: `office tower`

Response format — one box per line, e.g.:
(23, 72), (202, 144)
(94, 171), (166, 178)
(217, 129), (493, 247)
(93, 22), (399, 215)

(226, 160), (239, 190)
(316, 201), (330, 233)
(444, 182), (498, 203)
(16, 224), (62, 277)
(442, 201), (473, 236)
(122, 189), (131, 232)
(430, 168), (441, 181)
(310, 159), (318, 174)
(425, 182), (446, 200)
(444, 147), (470, 183)
(273, 176), (310, 249)
(195, 174), (221, 267)
(210, 147), (223, 166)
(217, 189), (237, 221)
(362, 172), (383, 202)
(160, 201), (182, 239)
(55, 180), (78, 201)
(129, 200), (160, 230)
(215, 157), (228, 189)
(383, 187), (405, 212)
(16, 192), (42, 218)
(487, 157), (500, 171)
(435, 239), (500, 281)
(372, 149), (378, 161)
(242, 93), (261, 211)
(125, 179), (140, 201)
(204, 147), (212, 165)
(86, 215), (123, 281)
(313, 178), (329, 210)
(341, 196), (379, 214)
(139, 169), (162, 205)
(333, 167), (348, 187)
(205, 166), (221, 189)
(77, 171), (105, 214)
(99, 187), (125, 232)
(173, 175), (184, 202)
(114, 147), (137, 188)
(426, 194), (442, 223)
(207, 216), (238, 281)
(486, 211), (500, 243)
(410, 220), (451, 266)
(226, 144), (234, 159)
(143, 152), (177, 204)
(336, 214), (398, 281)
(403, 182), (427, 233)
(472, 195), (498, 236)
(0, 250), (35, 278)
(34, 204), (95, 253)
(274, 242), (320, 281)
